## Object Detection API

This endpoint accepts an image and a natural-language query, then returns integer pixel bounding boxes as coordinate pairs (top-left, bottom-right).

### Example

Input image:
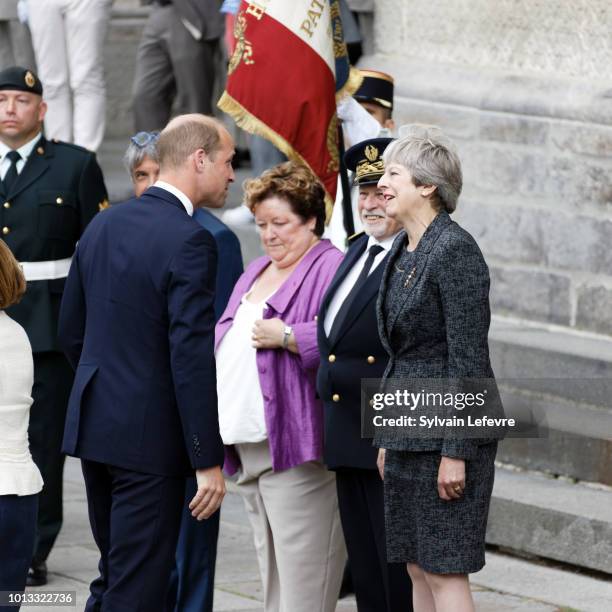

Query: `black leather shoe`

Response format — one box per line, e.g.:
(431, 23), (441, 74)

(26, 561), (47, 587)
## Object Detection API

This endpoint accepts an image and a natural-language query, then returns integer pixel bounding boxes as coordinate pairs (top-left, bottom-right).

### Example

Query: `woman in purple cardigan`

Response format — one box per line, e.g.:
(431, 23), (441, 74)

(215, 162), (346, 611)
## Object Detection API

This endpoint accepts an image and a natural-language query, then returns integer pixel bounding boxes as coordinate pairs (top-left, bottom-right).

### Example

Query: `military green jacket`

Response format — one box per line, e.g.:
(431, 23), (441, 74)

(1, 136), (108, 352)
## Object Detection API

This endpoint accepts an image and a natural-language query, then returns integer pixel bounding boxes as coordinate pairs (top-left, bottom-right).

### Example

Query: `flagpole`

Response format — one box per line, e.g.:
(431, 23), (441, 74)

(337, 123), (355, 238)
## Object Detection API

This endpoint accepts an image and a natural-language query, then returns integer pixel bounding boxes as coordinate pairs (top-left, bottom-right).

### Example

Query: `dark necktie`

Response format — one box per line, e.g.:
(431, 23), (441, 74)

(329, 244), (384, 342)
(2, 150), (21, 193)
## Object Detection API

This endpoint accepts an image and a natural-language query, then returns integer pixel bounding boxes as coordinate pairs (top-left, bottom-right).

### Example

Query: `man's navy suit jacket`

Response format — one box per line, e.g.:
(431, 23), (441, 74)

(192, 208), (243, 321)
(58, 186), (224, 477)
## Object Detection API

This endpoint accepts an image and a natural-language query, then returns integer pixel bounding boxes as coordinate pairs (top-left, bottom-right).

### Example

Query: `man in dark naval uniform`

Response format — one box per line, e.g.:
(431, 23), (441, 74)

(317, 137), (413, 611)
(0, 66), (108, 586)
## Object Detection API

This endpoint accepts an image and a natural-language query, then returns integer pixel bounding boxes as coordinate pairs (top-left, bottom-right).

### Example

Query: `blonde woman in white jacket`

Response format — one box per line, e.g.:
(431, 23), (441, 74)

(0, 239), (42, 600)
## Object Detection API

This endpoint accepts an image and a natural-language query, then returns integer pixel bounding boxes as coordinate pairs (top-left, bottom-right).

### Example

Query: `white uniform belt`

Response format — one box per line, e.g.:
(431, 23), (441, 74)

(20, 257), (72, 281)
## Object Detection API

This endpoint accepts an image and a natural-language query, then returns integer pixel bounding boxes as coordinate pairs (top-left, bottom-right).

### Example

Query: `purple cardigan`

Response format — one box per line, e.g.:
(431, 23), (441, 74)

(215, 240), (343, 475)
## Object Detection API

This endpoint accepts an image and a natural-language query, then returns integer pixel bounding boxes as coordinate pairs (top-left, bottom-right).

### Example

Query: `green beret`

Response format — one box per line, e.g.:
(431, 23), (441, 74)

(0, 66), (43, 96)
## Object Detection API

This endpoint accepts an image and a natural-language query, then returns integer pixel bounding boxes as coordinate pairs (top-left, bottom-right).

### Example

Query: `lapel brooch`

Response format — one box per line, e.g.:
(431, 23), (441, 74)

(404, 266), (417, 288)
(393, 262), (417, 288)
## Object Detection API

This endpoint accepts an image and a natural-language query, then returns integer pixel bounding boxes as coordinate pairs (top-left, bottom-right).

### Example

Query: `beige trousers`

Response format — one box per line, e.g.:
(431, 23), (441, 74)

(236, 440), (347, 612)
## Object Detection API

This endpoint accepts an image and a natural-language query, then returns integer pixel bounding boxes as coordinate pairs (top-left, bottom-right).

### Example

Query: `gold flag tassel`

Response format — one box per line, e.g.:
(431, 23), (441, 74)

(218, 90), (336, 222)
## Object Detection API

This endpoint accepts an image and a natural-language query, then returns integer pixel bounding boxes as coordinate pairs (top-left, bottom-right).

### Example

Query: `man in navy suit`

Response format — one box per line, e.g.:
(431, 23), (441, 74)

(317, 138), (413, 611)
(123, 129), (243, 612)
(58, 114), (235, 612)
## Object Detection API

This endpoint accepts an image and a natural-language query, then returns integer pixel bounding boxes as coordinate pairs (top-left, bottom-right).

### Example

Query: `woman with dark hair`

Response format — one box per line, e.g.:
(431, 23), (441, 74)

(376, 125), (498, 612)
(215, 161), (346, 611)
(0, 239), (43, 607)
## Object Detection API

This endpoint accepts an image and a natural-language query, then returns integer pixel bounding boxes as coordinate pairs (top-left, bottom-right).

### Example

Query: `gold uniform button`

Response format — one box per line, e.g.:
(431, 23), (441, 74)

(3, 201), (9, 209)
(332, 393), (340, 402)
(56, 197), (63, 205)
(367, 355), (376, 364)
(328, 354), (336, 363)
(2, 226), (10, 235)
(37, 146), (44, 155)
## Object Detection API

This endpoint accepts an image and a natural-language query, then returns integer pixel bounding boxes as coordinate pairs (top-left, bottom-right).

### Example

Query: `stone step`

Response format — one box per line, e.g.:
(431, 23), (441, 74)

(486, 465), (612, 575)
(490, 317), (612, 485)
(474, 549), (612, 612)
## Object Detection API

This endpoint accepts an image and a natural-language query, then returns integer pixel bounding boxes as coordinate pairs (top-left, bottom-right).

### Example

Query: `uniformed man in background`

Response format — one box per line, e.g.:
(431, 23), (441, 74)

(327, 69), (396, 250)
(0, 66), (108, 586)
(318, 137), (413, 611)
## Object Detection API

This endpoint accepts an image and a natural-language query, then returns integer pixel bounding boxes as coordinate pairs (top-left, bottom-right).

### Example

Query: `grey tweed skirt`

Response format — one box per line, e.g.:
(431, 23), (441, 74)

(384, 442), (497, 574)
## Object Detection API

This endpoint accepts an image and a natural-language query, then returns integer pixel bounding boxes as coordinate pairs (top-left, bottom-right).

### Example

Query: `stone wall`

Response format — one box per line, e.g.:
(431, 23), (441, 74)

(374, 0), (612, 81)
(365, 0), (612, 337)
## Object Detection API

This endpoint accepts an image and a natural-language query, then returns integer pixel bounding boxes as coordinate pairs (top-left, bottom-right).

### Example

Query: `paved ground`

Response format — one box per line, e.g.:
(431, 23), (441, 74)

(19, 140), (612, 611)
(21, 458), (612, 612)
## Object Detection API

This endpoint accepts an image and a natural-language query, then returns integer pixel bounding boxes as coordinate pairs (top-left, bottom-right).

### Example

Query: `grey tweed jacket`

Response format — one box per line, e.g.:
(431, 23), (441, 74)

(374, 211), (495, 459)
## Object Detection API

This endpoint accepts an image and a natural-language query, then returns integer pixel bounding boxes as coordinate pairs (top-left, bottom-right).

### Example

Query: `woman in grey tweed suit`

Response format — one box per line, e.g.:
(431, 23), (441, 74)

(375, 125), (497, 612)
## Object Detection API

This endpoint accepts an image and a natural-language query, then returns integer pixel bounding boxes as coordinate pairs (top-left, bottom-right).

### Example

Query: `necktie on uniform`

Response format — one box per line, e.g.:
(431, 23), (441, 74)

(2, 150), (21, 193)
(329, 244), (384, 343)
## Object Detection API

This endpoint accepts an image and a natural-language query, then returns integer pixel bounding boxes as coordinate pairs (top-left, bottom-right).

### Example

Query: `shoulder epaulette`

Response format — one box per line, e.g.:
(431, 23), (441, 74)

(50, 139), (91, 154)
(347, 231), (365, 245)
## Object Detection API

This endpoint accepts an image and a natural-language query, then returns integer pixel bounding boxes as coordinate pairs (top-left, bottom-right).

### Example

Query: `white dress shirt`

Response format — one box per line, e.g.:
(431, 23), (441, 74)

(153, 180), (194, 216)
(0, 311), (44, 496)
(324, 233), (399, 336)
(0, 132), (42, 181)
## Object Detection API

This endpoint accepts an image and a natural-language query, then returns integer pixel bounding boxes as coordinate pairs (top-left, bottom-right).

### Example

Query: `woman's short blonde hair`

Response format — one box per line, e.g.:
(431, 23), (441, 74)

(383, 124), (463, 213)
(243, 161), (326, 237)
(0, 239), (26, 309)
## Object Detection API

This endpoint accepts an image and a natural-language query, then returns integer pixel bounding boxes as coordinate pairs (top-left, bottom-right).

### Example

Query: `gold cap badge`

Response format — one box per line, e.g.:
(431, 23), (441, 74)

(25, 71), (35, 88)
(365, 145), (378, 162)
(98, 198), (110, 212)
(345, 137), (393, 185)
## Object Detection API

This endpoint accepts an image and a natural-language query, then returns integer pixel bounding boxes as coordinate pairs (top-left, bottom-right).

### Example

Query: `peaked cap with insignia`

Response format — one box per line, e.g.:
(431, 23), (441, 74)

(344, 137), (394, 186)
(353, 69), (394, 111)
(0, 66), (43, 96)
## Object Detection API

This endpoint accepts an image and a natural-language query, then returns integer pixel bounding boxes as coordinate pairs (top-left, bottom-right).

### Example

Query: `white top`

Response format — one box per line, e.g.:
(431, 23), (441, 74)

(337, 96), (382, 148)
(0, 311), (43, 496)
(153, 180), (194, 216)
(324, 233), (398, 336)
(0, 131), (42, 180)
(216, 292), (269, 445)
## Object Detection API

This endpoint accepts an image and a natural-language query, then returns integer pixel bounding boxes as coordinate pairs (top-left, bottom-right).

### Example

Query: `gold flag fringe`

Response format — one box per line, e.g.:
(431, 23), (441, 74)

(336, 66), (363, 103)
(218, 90), (336, 223)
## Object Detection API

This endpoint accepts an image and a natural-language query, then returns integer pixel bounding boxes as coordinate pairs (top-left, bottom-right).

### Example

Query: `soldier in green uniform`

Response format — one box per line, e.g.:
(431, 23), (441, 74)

(0, 66), (108, 586)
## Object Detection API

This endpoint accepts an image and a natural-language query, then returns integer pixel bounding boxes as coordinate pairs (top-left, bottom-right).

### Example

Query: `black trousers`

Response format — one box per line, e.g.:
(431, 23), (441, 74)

(29, 352), (73, 564)
(81, 460), (185, 612)
(336, 468), (413, 612)
(0, 493), (38, 604)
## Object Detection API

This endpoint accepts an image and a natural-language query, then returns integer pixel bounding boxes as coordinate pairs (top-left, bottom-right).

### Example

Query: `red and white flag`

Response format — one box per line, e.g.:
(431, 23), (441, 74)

(218, 0), (361, 218)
